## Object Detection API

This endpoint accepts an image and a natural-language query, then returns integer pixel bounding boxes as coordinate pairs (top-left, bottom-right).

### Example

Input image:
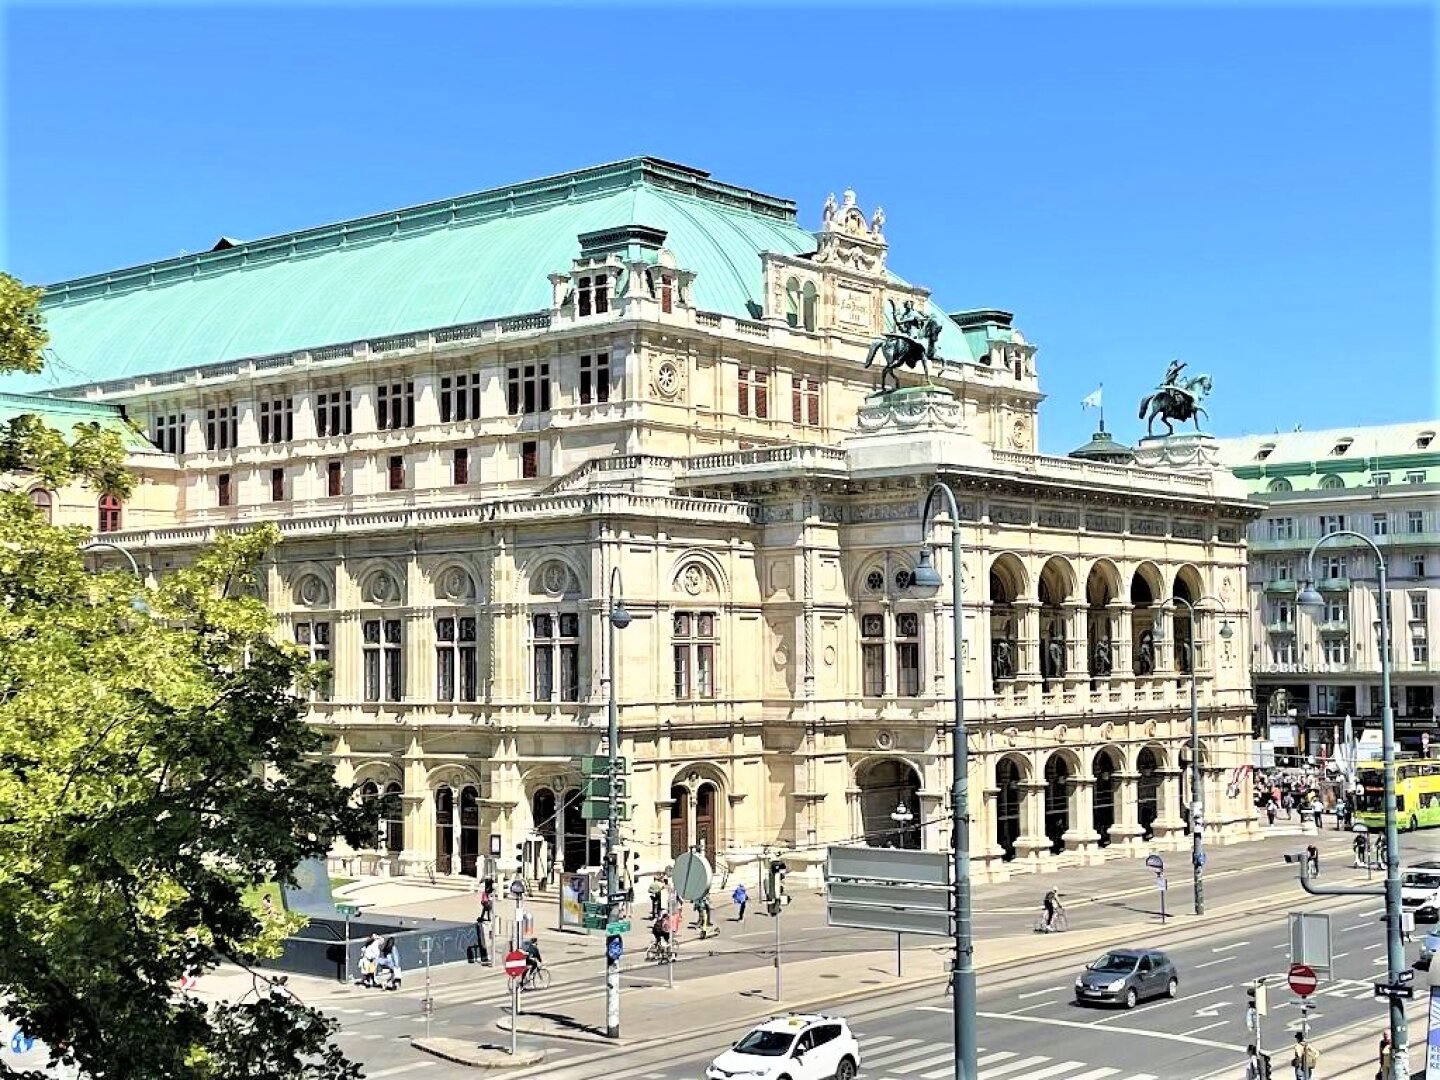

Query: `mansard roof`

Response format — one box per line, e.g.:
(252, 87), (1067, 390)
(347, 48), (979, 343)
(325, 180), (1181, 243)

(15, 157), (982, 394)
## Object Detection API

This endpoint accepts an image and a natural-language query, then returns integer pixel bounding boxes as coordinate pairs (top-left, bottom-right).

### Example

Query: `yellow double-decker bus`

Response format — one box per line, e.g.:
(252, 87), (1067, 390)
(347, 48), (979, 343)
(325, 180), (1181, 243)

(1356, 759), (1440, 831)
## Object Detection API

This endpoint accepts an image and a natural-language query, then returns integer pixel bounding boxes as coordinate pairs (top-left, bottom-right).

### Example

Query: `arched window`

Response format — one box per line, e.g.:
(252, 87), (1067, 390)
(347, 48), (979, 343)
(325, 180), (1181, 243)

(801, 282), (819, 332)
(1319, 474), (1345, 490)
(28, 489), (53, 524)
(384, 781), (404, 852)
(97, 494), (122, 533)
(1267, 477), (1293, 493)
(784, 277), (801, 328)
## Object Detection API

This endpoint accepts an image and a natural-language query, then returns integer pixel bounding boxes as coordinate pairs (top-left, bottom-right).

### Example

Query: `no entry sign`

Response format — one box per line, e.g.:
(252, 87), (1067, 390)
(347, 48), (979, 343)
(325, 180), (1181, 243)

(1288, 963), (1318, 997)
(503, 950), (528, 978)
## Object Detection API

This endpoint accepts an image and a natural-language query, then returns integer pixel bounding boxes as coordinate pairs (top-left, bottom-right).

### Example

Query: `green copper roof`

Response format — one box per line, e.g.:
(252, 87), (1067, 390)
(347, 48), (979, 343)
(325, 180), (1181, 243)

(0, 392), (156, 453)
(11, 157), (981, 393)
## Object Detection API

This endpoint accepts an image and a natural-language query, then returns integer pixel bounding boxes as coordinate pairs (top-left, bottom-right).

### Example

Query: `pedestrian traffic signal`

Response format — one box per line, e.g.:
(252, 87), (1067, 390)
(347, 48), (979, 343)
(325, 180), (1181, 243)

(1246, 979), (1268, 1016)
(767, 860), (790, 915)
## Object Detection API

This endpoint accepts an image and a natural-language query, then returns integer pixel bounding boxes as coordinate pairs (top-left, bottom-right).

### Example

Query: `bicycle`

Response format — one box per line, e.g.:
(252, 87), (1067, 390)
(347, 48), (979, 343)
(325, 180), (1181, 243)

(645, 940), (676, 964)
(1035, 908), (1069, 933)
(508, 964), (551, 992)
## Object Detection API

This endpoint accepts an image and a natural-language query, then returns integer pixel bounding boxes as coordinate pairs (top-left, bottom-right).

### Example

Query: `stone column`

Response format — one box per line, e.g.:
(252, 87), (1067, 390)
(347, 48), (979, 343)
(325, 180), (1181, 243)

(1064, 777), (1100, 854)
(979, 786), (1006, 863)
(450, 787), (463, 877)
(185, 413), (205, 456)
(1109, 771), (1144, 848)
(414, 372), (441, 427)
(294, 392), (317, 441)
(404, 609), (432, 704)
(1016, 600), (1040, 679)
(237, 398), (259, 448)
(1064, 600), (1087, 677)
(1015, 778), (1051, 863)
(1112, 601), (1133, 678)
(1153, 767), (1187, 844)
(353, 385), (377, 434)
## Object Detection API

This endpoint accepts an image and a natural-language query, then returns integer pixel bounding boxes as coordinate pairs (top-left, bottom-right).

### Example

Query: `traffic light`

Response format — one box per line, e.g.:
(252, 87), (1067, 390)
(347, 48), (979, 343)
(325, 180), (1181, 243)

(767, 860), (789, 915)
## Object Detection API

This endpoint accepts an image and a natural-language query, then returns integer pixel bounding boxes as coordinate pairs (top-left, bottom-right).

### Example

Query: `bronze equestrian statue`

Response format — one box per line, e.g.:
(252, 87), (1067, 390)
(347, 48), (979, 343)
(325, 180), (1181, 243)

(1137, 359), (1213, 437)
(865, 299), (942, 393)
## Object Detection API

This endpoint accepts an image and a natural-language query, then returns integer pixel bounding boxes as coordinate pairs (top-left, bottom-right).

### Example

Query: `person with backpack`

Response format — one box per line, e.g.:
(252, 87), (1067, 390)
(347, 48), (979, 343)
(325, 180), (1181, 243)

(1291, 1031), (1319, 1080)
(732, 882), (749, 921)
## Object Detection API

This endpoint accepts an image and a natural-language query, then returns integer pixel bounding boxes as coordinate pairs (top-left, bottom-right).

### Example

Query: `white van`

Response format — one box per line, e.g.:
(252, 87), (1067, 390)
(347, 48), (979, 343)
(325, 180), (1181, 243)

(1402, 861), (1440, 921)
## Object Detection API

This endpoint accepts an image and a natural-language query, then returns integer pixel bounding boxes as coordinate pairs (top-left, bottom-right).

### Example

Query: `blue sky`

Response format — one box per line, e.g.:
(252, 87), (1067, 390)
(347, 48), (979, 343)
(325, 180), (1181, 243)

(3, 4), (1434, 453)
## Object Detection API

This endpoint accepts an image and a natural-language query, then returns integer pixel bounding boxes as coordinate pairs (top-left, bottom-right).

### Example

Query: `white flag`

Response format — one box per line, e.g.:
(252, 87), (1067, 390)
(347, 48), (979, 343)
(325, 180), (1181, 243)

(1081, 388), (1103, 410)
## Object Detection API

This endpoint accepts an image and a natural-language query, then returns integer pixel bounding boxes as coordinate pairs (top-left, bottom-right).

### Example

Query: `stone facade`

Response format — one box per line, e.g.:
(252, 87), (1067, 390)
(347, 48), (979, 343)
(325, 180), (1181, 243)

(21, 162), (1262, 884)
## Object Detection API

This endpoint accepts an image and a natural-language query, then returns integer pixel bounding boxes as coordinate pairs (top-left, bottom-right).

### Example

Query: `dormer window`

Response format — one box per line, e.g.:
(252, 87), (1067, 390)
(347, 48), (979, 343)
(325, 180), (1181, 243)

(660, 274), (674, 314)
(784, 277), (819, 332)
(1418, 431), (1435, 450)
(1255, 444), (1275, 461)
(577, 273), (610, 317)
(1330, 437), (1354, 456)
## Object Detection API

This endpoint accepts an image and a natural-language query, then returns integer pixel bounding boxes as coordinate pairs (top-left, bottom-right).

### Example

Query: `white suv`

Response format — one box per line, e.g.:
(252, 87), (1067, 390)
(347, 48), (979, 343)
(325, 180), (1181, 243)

(705, 1014), (861, 1080)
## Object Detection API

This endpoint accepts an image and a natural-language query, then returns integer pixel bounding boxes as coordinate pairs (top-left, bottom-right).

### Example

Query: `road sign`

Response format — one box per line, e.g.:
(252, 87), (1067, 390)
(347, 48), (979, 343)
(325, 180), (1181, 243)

(1288, 963), (1319, 997)
(1289, 912), (1333, 973)
(10, 1031), (33, 1054)
(828, 846), (949, 886)
(1375, 982), (1416, 1000)
(606, 920), (631, 935)
(606, 935), (624, 962)
(503, 950), (528, 977)
(335, 901), (359, 917)
(1145, 854), (1165, 872)
(672, 851), (713, 902)
(825, 845), (951, 938)
(1194, 851), (1208, 869)
(1156, 875), (1167, 893)
(508, 878), (526, 898)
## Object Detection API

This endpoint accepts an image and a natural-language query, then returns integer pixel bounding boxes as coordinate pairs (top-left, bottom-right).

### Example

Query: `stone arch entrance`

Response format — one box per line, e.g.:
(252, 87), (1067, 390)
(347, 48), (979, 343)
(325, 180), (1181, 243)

(1092, 748), (1120, 847)
(858, 759), (922, 848)
(531, 783), (592, 875)
(1043, 755), (1072, 854)
(434, 783), (481, 877)
(669, 768), (727, 860)
(989, 555), (1026, 687)
(670, 786), (690, 857)
(1137, 746), (1162, 841)
(995, 756), (1025, 861)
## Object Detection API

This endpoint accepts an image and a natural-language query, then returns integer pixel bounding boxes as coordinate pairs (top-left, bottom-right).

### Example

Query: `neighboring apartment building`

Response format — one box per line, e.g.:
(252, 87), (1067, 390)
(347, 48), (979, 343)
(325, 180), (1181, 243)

(1218, 424), (1440, 758)
(7, 158), (1260, 882)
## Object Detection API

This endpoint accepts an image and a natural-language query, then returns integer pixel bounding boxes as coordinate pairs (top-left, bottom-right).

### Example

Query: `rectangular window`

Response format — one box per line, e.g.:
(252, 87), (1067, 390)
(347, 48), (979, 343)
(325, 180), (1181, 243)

(315, 390), (353, 437)
(673, 611), (718, 700)
(1323, 599), (1348, 624)
(1408, 510), (1424, 533)
(792, 375), (820, 426)
(1272, 599), (1294, 626)
(1411, 592), (1428, 622)
(362, 618), (403, 702)
(1270, 637), (1296, 665)
(531, 613), (580, 702)
(258, 397), (294, 445)
(1411, 554), (1427, 578)
(388, 455), (405, 491)
(295, 620), (332, 701)
(1269, 517), (1296, 541)
(270, 467), (285, 502)
(861, 613), (886, 696)
(578, 276), (592, 317)
(1415, 639), (1431, 663)
(521, 440), (538, 479)
(1321, 554), (1347, 580)
(1322, 638), (1350, 665)
(453, 448), (470, 486)
(1317, 685), (1339, 713)
(376, 381), (416, 431)
(575, 273), (610, 317)
(594, 274), (609, 314)
(506, 363), (552, 416)
(579, 353), (611, 405)
(1406, 471), (1427, 484)
(217, 473), (232, 507)
(1273, 559), (1293, 582)
(738, 368), (769, 418)
(895, 613), (920, 697)
(1320, 514), (1346, 536)
(436, 616), (478, 702)
(151, 413), (186, 454)
(326, 460), (343, 497)
(1372, 472), (1392, 486)
(1373, 512), (1389, 537)
(204, 405), (237, 451)
(659, 273), (674, 313)
(439, 372), (482, 423)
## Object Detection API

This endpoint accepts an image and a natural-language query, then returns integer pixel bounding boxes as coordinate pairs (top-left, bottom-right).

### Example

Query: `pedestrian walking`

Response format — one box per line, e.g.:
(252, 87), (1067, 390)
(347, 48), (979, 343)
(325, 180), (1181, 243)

(1267, 803), (1278, 826)
(1354, 833), (1367, 868)
(648, 875), (665, 920)
(1306, 844), (1320, 879)
(1377, 1029), (1392, 1080)
(376, 936), (403, 990)
(357, 933), (381, 988)
(1335, 797), (1348, 829)
(1291, 1031), (1319, 1080)
(1284, 792), (1296, 820)
(732, 882), (749, 921)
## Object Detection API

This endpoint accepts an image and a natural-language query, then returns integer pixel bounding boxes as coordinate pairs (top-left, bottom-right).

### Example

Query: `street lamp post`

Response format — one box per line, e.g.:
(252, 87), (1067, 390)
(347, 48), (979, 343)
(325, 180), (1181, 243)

(889, 800), (914, 845)
(1154, 594), (1232, 916)
(911, 481), (976, 1080)
(603, 566), (631, 1041)
(1295, 533), (1405, 1079)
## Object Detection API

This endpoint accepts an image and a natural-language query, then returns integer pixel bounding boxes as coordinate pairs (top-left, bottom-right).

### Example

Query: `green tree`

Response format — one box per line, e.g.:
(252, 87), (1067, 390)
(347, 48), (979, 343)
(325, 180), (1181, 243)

(0, 272), (378, 1078)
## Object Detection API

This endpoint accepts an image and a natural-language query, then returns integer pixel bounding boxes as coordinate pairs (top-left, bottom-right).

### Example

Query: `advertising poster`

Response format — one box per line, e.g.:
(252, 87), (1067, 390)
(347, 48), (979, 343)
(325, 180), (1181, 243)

(559, 872), (591, 930)
(1426, 982), (1440, 1080)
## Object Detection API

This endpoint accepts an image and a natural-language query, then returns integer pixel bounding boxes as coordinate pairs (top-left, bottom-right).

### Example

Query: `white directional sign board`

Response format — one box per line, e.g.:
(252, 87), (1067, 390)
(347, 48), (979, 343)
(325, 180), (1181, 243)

(825, 847), (951, 937)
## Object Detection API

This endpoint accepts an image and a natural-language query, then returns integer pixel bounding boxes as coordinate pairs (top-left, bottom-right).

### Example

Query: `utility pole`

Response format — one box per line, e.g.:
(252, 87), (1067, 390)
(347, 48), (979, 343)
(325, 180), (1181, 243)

(603, 566), (631, 1041)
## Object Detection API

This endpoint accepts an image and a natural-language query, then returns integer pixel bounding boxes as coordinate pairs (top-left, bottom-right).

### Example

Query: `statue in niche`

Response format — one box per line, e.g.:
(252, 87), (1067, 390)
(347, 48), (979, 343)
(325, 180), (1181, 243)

(1179, 639), (1194, 676)
(1043, 637), (1066, 681)
(1135, 629), (1156, 676)
(992, 639), (1014, 684)
(1091, 637), (1113, 677)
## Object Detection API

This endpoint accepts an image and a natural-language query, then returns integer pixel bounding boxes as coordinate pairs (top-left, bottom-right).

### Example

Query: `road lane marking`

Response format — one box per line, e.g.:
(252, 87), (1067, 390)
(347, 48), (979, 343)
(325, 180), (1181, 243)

(975, 1051), (1017, 1066)
(1018, 1062), (1089, 1080)
(1342, 922), (1370, 931)
(1211, 941), (1250, 952)
(1184, 1020), (1229, 1036)
(1364, 942), (1384, 950)
(976, 1011), (1244, 1051)
(365, 1065), (435, 1079)
(1332, 951), (1350, 959)
(1008, 999), (1058, 1015)
(979, 1055), (1050, 1078)
(1055, 1070), (1121, 1080)
(888, 1050), (963, 1074)
(1017, 985), (1066, 999)
(874, 1043), (953, 1068)
(731, 931), (772, 939)
(1195, 957), (1234, 969)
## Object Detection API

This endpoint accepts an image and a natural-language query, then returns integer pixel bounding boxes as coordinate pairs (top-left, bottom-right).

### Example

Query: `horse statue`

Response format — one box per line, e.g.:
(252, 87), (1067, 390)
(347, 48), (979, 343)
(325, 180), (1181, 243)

(864, 298), (941, 393)
(1138, 373), (1212, 437)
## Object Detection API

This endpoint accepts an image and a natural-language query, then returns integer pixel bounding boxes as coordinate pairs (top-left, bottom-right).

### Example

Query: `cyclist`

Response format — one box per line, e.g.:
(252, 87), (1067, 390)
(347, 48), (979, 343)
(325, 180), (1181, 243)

(521, 935), (543, 982)
(651, 909), (672, 957)
(1042, 887), (1064, 931)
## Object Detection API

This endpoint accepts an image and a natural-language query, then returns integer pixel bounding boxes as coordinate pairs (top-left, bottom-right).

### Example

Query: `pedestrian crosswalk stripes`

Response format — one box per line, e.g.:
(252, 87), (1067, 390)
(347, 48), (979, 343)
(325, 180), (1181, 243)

(847, 1034), (1158, 1080)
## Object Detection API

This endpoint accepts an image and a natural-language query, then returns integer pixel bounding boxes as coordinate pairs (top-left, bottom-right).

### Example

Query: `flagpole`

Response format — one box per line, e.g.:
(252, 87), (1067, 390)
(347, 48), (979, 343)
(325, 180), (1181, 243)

(1098, 382), (1104, 431)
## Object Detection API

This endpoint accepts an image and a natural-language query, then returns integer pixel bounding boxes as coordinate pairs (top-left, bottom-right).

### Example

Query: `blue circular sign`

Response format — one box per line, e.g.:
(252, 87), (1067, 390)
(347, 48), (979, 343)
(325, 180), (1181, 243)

(606, 935), (624, 962)
(10, 1030), (34, 1054)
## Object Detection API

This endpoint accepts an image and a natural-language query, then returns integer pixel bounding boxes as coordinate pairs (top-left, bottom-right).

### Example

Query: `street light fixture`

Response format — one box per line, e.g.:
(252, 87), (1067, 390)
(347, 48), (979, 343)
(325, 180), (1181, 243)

(80, 541), (148, 613)
(910, 481), (976, 1080)
(604, 565), (630, 1040)
(890, 800), (915, 846)
(1291, 532), (1405, 1080)
(1152, 593), (1231, 916)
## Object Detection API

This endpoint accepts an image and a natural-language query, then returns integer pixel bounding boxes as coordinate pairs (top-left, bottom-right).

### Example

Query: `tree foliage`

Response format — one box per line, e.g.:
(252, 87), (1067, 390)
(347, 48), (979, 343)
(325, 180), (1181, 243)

(0, 272), (46, 376)
(0, 273), (378, 1078)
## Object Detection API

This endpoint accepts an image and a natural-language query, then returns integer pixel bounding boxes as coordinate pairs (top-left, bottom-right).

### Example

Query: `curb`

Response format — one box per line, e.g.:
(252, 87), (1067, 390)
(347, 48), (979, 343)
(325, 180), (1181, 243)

(412, 1036), (547, 1070)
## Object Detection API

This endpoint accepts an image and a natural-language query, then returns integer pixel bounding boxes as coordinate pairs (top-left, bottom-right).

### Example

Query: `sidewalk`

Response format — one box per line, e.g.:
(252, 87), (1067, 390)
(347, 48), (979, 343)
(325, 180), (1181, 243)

(1199, 1004), (1430, 1080)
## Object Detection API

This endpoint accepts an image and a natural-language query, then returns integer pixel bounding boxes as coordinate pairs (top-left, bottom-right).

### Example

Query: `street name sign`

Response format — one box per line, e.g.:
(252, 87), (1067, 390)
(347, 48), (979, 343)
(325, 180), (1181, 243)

(1288, 964), (1318, 997)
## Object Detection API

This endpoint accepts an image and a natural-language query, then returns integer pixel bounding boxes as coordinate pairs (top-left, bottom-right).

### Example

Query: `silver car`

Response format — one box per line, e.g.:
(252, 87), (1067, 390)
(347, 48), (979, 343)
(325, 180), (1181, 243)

(1074, 949), (1179, 1009)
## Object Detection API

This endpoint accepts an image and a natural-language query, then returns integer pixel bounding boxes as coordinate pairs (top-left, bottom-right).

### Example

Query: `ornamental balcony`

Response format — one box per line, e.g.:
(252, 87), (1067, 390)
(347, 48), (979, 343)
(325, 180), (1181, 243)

(1265, 621), (1297, 635)
(1316, 577), (1351, 592)
(1263, 578), (1297, 595)
(1317, 621), (1351, 636)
